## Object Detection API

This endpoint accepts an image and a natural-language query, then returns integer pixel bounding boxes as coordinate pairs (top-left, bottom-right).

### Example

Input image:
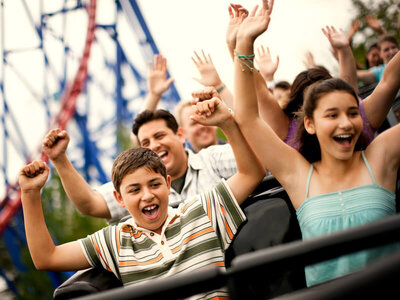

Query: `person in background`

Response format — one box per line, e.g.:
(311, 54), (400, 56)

(174, 98), (223, 153)
(272, 80), (291, 109)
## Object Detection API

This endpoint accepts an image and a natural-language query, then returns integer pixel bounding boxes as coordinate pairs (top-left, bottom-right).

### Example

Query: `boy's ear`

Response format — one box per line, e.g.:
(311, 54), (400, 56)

(113, 190), (125, 208)
(176, 127), (186, 144)
(304, 116), (316, 135)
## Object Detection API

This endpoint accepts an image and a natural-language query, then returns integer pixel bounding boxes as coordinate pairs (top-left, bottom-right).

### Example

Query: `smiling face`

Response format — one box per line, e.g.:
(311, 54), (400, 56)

(137, 119), (188, 180)
(367, 47), (382, 67)
(380, 40), (399, 64)
(179, 105), (218, 152)
(114, 167), (171, 234)
(305, 91), (363, 161)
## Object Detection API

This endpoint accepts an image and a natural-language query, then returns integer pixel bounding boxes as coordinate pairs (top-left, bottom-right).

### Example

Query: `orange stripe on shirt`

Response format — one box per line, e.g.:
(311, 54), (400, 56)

(92, 236), (111, 271)
(119, 253), (163, 266)
(171, 227), (214, 254)
(116, 227), (121, 253)
(220, 205), (233, 239)
(206, 193), (212, 221)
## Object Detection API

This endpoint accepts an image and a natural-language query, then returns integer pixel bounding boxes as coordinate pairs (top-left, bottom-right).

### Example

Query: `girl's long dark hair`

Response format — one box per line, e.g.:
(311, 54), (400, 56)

(284, 68), (332, 118)
(295, 78), (369, 163)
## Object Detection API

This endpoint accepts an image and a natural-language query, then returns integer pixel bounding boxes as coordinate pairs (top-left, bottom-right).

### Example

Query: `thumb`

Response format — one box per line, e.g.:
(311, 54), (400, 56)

(192, 77), (205, 85)
(165, 77), (174, 87)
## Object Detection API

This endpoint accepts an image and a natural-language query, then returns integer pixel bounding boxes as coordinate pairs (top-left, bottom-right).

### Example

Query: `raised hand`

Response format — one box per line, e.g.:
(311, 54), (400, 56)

(147, 54), (174, 97)
(190, 95), (232, 128)
(226, 4), (249, 57)
(192, 86), (220, 104)
(255, 45), (279, 81)
(347, 19), (360, 43)
(236, 0), (274, 43)
(42, 128), (70, 161)
(322, 26), (349, 50)
(303, 51), (317, 69)
(19, 160), (49, 192)
(192, 50), (223, 87)
(365, 15), (385, 35)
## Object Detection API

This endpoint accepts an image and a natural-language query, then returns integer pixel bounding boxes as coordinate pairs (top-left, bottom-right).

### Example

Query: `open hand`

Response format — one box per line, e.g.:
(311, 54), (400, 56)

(147, 54), (174, 97)
(256, 45), (279, 81)
(192, 50), (223, 87)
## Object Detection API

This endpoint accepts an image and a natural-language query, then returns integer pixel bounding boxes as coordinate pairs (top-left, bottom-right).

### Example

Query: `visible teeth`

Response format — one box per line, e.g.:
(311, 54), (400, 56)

(144, 205), (156, 211)
(158, 151), (167, 157)
(335, 134), (351, 139)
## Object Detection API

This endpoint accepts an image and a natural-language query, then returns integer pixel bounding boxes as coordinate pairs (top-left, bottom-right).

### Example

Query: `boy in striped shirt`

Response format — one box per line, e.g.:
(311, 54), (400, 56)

(19, 96), (264, 299)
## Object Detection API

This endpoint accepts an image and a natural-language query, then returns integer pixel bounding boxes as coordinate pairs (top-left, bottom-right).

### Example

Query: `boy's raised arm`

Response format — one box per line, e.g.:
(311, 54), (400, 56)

(42, 129), (111, 219)
(191, 95), (265, 205)
(19, 160), (90, 271)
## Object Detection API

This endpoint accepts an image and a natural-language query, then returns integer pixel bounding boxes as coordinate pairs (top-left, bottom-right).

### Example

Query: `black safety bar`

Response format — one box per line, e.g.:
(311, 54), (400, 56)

(75, 213), (400, 300)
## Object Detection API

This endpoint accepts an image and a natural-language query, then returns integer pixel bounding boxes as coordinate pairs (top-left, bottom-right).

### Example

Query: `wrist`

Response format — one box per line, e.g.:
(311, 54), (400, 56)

(216, 83), (226, 93)
(148, 91), (162, 98)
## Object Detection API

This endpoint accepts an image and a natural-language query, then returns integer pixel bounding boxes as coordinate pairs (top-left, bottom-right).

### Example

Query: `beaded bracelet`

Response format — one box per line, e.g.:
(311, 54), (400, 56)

(234, 51), (256, 72)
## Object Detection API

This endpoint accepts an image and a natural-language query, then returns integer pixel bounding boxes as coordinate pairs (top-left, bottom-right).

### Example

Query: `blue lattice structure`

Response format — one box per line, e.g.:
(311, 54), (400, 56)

(0, 0), (180, 296)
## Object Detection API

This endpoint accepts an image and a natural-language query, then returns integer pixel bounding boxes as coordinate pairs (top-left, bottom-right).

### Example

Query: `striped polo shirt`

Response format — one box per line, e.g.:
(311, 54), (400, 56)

(79, 179), (246, 299)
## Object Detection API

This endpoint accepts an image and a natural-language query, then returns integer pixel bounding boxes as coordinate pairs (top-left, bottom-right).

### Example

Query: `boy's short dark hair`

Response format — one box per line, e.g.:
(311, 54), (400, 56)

(132, 109), (179, 136)
(112, 147), (167, 193)
(378, 34), (399, 48)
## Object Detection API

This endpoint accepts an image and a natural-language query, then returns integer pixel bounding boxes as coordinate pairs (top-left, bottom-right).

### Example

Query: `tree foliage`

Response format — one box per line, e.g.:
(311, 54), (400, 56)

(351, 0), (400, 67)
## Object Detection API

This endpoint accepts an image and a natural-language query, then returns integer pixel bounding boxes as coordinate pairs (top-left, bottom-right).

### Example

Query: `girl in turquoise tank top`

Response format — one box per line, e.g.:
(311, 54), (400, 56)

(233, 8), (400, 287)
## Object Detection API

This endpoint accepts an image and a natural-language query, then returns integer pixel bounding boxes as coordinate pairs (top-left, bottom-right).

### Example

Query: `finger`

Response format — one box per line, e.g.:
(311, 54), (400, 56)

(266, 46), (271, 58)
(268, 0), (274, 15)
(228, 6), (234, 19)
(201, 49), (208, 63)
(262, 0), (269, 11)
(249, 4), (258, 17)
(193, 50), (202, 63)
(274, 55), (280, 70)
(208, 53), (213, 64)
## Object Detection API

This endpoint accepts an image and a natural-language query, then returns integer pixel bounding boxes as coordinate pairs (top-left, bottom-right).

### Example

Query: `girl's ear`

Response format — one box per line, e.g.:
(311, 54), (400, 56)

(304, 116), (316, 135)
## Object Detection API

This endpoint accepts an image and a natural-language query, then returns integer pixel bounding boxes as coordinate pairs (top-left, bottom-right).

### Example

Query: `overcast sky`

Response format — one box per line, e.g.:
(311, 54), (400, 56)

(137, 0), (356, 98)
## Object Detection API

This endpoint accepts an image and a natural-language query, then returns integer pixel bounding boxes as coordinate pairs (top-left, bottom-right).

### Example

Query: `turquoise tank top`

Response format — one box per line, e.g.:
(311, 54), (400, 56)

(296, 151), (396, 286)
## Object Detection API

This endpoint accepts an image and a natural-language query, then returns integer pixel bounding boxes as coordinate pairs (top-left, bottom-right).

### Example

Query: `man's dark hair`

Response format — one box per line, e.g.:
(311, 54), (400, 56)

(132, 109), (179, 136)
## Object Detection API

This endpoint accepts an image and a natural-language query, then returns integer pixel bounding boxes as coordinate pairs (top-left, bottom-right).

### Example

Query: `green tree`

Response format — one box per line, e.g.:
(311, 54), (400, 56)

(350, 0), (400, 67)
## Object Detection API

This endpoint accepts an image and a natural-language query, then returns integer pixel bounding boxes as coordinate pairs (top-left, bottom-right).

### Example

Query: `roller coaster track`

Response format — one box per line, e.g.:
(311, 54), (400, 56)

(0, 0), (97, 235)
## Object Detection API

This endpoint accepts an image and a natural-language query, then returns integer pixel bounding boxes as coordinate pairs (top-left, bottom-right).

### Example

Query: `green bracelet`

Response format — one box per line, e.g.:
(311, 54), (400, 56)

(234, 51), (256, 72)
(216, 83), (226, 93)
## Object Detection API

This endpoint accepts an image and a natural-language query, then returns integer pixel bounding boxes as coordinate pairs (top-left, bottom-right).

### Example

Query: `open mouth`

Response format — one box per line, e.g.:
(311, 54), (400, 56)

(142, 204), (159, 219)
(333, 134), (353, 147)
(157, 150), (168, 161)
